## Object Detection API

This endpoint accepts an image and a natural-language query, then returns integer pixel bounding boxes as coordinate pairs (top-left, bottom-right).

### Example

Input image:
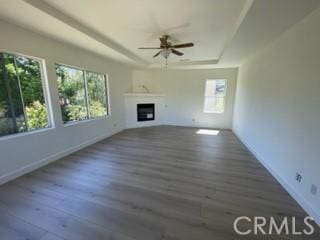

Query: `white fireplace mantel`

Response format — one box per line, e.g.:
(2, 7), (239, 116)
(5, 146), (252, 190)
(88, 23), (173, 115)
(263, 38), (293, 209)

(123, 92), (165, 97)
(124, 92), (166, 128)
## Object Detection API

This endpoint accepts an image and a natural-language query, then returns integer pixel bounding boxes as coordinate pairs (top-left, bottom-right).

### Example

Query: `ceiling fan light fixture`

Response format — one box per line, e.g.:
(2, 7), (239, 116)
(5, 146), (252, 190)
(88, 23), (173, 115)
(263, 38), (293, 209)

(160, 49), (171, 59)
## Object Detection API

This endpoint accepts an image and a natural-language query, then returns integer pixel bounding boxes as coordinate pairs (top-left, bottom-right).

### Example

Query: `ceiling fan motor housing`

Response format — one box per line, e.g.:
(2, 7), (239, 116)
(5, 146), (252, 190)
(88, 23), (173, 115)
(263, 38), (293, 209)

(138, 34), (194, 60)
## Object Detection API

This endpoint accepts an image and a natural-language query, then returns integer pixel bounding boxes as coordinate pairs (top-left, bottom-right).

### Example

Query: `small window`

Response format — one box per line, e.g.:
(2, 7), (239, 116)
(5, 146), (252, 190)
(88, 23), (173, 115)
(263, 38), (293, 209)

(0, 52), (50, 137)
(203, 79), (226, 114)
(55, 64), (108, 123)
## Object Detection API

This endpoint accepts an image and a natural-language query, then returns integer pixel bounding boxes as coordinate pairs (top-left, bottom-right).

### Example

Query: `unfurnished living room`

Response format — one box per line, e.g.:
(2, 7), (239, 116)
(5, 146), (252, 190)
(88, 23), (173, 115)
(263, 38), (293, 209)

(0, 0), (320, 239)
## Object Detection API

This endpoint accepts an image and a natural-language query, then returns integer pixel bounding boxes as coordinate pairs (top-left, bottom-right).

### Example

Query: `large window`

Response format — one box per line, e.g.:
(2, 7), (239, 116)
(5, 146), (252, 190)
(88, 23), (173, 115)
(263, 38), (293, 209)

(55, 64), (108, 123)
(0, 52), (49, 137)
(203, 79), (226, 114)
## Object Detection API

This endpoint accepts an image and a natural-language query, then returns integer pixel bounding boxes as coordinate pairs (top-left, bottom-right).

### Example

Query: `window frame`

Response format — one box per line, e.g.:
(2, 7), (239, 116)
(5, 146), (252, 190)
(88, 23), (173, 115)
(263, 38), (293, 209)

(55, 63), (110, 125)
(0, 50), (53, 140)
(203, 79), (227, 114)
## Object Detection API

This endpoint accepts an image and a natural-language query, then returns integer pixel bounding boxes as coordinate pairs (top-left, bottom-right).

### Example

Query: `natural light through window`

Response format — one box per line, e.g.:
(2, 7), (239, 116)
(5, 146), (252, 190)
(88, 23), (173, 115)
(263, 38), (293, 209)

(55, 64), (109, 124)
(203, 79), (226, 114)
(196, 129), (220, 135)
(0, 52), (50, 137)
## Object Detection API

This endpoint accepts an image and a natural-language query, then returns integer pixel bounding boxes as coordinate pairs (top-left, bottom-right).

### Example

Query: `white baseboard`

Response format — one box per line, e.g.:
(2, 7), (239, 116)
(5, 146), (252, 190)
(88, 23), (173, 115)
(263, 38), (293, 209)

(164, 121), (232, 130)
(233, 129), (320, 226)
(0, 129), (123, 185)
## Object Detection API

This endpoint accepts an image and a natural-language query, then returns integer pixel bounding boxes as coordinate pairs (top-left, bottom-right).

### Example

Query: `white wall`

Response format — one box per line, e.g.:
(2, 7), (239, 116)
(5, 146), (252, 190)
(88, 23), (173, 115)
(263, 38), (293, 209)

(0, 20), (132, 183)
(131, 68), (238, 129)
(233, 8), (320, 223)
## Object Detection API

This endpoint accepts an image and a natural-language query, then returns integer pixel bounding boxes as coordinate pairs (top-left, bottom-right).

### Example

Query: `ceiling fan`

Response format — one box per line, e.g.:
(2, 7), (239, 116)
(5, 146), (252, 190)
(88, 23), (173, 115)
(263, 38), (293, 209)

(138, 35), (194, 59)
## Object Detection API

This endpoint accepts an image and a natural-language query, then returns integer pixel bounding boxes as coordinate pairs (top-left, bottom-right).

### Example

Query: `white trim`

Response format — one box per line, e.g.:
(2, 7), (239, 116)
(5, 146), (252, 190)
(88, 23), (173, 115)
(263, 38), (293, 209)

(0, 49), (45, 62)
(233, 129), (320, 226)
(0, 128), (123, 185)
(40, 57), (55, 128)
(105, 74), (111, 116)
(0, 126), (53, 142)
(62, 114), (110, 127)
(123, 93), (165, 97)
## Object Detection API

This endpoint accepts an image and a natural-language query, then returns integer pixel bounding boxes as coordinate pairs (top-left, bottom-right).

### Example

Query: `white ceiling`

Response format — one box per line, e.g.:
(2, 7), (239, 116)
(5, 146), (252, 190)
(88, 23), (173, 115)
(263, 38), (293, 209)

(41, 0), (248, 64)
(0, 0), (319, 69)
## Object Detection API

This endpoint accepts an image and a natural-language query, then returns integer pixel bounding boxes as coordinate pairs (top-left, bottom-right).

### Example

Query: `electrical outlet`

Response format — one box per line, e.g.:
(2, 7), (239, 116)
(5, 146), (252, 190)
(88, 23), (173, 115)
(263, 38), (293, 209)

(113, 123), (117, 128)
(311, 184), (318, 196)
(296, 173), (302, 183)
(192, 118), (195, 122)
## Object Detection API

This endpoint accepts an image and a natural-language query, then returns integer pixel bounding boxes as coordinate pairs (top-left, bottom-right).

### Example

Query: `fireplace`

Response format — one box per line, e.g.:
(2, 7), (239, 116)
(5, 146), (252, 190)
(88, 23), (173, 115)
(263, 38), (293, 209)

(137, 103), (155, 121)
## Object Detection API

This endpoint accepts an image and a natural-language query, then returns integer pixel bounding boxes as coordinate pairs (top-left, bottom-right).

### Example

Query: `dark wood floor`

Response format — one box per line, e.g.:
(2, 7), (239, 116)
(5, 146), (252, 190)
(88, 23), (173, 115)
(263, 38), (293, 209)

(0, 126), (319, 240)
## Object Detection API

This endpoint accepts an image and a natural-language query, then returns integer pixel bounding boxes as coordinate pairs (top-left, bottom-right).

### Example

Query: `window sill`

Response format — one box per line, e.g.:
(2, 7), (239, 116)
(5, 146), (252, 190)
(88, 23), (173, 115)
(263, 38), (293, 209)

(62, 114), (110, 127)
(0, 127), (54, 142)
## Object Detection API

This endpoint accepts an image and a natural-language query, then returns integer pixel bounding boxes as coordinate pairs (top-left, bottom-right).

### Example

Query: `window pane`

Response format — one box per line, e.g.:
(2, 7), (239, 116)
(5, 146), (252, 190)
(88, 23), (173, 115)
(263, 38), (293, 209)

(205, 79), (226, 97)
(204, 80), (215, 96)
(0, 53), (27, 136)
(204, 97), (214, 113)
(0, 52), (48, 137)
(0, 54), (17, 136)
(56, 65), (88, 123)
(215, 80), (226, 96)
(204, 79), (226, 113)
(204, 97), (225, 113)
(15, 55), (48, 130)
(86, 71), (107, 118)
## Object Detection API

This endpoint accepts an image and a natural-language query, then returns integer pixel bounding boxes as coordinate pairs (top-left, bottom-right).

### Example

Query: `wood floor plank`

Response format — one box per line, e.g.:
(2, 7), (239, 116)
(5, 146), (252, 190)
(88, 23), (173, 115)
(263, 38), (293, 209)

(0, 203), (47, 240)
(0, 126), (319, 239)
(39, 233), (66, 240)
(0, 184), (138, 240)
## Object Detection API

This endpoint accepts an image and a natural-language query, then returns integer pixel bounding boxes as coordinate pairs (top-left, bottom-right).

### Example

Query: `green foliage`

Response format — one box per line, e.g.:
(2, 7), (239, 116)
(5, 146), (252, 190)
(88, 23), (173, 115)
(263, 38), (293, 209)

(56, 65), (87, 122)
(1, 55), (25, 116)
(89, 100), (107, 118)
(0, 53), (48, 135)
(0, 118), (12, 135)
(64, 104), (87, 122)
(56, 65), (107, 122)
(25, 101), (48, 130)
(87, 71), (107, 118)
(18, 58), (44, 105)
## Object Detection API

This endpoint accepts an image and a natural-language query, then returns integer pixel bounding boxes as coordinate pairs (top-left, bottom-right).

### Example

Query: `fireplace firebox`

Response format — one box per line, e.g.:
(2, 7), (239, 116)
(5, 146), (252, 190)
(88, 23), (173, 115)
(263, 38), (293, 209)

(137, 104), (155, 121)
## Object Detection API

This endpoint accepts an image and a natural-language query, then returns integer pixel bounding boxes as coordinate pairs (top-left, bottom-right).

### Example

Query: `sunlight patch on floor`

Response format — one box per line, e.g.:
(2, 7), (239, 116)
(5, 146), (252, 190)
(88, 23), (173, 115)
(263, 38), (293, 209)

(196, 129), (220, 135)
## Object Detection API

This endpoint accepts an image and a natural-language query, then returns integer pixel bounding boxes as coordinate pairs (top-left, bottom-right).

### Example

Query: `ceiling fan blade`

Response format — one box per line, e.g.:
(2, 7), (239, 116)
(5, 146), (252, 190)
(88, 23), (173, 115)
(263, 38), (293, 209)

(153, 51), (161, 58)
(138, 47), (161, 49)
(171, 49), (184, 56)
(171, 43), (194, 49)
